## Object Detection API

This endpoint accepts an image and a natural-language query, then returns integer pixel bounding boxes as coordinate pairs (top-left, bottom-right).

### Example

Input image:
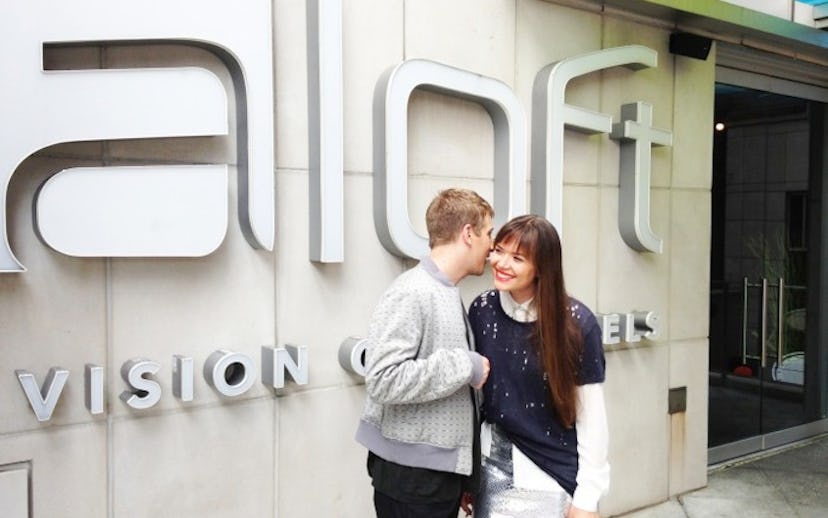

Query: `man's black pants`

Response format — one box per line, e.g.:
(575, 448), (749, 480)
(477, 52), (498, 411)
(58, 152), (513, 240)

(368, 452), (464, 518)
(373, 489), (461, 518)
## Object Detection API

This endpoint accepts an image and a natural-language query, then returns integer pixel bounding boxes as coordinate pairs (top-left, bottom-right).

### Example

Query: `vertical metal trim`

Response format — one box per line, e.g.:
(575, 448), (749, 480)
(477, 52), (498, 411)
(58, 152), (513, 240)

(761, 278), (768, 369)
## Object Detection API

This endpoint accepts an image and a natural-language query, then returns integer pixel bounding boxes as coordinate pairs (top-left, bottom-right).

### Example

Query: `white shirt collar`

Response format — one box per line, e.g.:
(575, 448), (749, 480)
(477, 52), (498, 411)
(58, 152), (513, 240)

(498, 290), (537, 323)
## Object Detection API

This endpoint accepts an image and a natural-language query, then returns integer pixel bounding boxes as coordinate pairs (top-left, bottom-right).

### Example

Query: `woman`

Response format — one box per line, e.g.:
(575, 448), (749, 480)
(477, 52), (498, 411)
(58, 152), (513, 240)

(467, 215), (609, 518)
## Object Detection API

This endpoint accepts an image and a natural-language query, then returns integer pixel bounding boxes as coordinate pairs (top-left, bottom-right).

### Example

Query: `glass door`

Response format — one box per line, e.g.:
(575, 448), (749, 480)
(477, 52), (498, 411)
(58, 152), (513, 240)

(708, 83), (818, 460)
(709, 277), (808, 446)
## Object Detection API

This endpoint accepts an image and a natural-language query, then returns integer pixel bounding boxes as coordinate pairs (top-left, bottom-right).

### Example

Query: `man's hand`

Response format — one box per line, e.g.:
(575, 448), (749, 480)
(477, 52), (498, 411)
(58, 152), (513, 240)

(471, 356), (490, 389)
(460, 491), (474, 516)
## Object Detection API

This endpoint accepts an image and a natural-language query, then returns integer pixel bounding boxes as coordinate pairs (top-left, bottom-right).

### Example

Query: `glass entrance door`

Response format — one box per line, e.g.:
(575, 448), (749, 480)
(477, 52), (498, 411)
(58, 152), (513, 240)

(708, 83), (818, 460)
(709, 277), (808, 447)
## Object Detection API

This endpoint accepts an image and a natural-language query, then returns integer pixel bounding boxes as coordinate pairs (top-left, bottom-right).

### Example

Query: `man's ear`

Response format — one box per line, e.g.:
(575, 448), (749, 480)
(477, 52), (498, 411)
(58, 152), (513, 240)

(461, 223), (474, 245)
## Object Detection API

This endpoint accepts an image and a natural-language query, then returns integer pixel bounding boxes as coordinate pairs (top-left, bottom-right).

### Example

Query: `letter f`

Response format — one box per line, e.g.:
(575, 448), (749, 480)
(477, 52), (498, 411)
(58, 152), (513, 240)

(531, 45), (658, 240)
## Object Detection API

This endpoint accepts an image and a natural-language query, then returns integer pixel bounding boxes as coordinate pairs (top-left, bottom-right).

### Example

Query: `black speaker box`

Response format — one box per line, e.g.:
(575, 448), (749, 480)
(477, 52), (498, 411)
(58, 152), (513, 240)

(669, 33), (712, 61)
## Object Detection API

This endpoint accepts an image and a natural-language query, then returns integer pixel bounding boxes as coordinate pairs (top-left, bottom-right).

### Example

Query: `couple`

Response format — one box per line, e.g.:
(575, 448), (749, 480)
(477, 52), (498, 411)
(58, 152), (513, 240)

(355, 189), (609, 518)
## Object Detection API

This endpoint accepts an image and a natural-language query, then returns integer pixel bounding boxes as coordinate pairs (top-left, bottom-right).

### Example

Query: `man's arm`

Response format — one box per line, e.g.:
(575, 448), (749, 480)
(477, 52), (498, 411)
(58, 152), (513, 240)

(365, 289), (486, 404)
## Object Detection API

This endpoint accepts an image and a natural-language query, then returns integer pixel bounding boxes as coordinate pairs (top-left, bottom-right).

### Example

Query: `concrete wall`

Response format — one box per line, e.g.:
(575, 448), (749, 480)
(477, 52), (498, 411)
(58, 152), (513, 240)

(0, 1), (717, 516)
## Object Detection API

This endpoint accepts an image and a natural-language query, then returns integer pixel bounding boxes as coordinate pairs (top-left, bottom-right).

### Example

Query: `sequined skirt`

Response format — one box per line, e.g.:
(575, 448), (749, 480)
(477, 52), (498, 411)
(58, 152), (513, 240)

(475, 425), (571, 518)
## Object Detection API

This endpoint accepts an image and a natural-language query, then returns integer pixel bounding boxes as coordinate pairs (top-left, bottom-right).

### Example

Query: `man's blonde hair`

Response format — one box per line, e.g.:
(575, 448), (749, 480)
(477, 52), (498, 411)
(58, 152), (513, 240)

(425, 189), (493, 248)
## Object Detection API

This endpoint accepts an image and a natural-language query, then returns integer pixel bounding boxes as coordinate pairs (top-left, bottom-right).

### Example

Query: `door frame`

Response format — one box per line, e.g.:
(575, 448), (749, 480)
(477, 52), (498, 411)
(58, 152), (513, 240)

(709, 44), (828, 464)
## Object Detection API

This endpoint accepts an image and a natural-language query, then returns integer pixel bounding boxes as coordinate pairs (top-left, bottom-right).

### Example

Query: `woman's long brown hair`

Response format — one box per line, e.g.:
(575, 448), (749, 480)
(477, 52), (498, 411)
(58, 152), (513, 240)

(494, 215), (583, 427)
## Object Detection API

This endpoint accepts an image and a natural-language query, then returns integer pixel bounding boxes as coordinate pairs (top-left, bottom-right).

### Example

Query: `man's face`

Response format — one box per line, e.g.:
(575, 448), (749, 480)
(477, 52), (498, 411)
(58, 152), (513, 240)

(468, 214), (494, 276)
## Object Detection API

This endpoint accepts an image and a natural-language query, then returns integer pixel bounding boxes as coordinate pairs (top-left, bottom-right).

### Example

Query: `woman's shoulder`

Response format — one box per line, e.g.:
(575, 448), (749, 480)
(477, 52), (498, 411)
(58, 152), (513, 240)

(568, 297), (606, 381)
(468, 289), (501, 319)
(470, 289), (498, 307)
(569, 296), (601, 341)
(567, 296), (601, 332)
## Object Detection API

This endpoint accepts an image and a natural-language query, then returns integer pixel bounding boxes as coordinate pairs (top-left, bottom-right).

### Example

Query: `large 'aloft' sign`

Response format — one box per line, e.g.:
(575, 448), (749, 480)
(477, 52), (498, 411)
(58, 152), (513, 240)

(0, 0), (670, 274)
(5, 0), (668, 422)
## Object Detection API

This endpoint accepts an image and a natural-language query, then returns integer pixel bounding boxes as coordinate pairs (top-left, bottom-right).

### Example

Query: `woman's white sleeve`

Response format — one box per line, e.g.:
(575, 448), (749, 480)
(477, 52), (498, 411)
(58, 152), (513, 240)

(572, 383), (610, 512)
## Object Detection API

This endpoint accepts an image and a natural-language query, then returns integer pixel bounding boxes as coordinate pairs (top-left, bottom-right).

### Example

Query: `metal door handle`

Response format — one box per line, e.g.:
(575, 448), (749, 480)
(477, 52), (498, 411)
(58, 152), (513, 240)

(777, 277), (784, 366)
(742, 277), (748, 364)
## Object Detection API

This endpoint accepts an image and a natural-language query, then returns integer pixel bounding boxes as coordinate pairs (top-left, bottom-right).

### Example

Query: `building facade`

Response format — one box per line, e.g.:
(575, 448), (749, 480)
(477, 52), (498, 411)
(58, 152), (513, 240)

(0, 0), (826, 516)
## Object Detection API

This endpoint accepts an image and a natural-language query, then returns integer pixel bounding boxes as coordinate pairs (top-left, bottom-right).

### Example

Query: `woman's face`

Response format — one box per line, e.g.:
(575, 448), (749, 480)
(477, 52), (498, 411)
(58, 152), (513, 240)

(490, 237), (537, 303)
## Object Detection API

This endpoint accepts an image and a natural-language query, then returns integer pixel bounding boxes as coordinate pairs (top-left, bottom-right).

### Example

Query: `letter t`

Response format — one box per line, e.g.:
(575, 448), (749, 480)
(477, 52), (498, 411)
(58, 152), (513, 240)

(611, 101), (672, 253)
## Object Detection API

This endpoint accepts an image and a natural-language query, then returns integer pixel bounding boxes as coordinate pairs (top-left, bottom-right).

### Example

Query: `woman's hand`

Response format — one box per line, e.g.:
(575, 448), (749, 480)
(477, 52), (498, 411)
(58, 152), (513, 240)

(566, 504), (600, 518)
(460, 491), (474, 516)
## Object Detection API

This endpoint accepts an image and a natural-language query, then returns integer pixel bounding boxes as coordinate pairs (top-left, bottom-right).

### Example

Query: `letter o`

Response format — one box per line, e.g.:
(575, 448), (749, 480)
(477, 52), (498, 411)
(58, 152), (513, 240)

(338, 337), (367, 377)
(204, 350), (255, 397)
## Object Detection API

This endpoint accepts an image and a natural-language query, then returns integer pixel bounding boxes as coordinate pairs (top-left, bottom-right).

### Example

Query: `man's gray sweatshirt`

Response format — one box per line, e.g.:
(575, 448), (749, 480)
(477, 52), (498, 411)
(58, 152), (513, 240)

(355, 258), (486, 475)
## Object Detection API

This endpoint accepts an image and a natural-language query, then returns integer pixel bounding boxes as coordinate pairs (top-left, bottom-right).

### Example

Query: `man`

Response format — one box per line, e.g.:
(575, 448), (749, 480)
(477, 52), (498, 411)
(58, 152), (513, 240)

(355, 188), (494, 518)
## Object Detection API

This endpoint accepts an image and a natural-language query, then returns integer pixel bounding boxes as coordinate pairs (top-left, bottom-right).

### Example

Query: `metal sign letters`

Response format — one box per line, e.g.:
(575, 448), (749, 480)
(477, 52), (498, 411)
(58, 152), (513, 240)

(0, 1), (669, 271)
(4, 1), (675, 420)
(0, 0), (274, 272)
(16, 346), (309, 422)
